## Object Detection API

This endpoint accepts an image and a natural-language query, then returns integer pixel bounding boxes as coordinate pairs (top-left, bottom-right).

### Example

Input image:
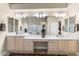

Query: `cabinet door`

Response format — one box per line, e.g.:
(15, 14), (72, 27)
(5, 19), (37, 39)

(68, 40), (77, 52)
(77, 41), (79, 52)
(24, 40), (33, 53)
(58, 40), (68, 51)
(15, 36), (23, 51)
(7, 36), (15, 50)
(48, 40), (57, 53)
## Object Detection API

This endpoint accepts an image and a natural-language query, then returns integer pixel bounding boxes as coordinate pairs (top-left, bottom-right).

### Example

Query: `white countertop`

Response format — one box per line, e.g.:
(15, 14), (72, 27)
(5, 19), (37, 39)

(7, 32), (24, 36)
(7, 32), (77, 40)
(24, 35), (77, 40)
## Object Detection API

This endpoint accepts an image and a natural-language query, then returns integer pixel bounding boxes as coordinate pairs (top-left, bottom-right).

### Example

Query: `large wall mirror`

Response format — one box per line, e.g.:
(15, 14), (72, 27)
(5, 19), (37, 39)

(8, 17), (18, 32)
(22, 16), (47, 35)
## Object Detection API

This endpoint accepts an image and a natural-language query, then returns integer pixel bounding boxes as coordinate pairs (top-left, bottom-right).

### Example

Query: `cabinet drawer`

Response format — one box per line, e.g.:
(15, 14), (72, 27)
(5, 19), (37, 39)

(48, 41), (57, 46)
(48, 43), (57, 46)
(24, 46), (33, 50)
(48, 41), (58, 52)
(48, 40), (57, 43)
(24, 46), (33, 51)
(24, 39), (33, 43)
(48, 46), (58, 50)
(24, 42), (33, 45)
(24, 40), (33, 45)
(23, 40), (33, 53)
(24, 42), (33, 46)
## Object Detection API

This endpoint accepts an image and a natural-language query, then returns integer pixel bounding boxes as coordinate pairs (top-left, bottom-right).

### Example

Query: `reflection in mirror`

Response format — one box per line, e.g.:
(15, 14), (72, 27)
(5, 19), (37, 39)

(69, 16), (76, 32)
(77, 24), (79, 31)
(15, 19), (18, 32)
(8, 17), (19, 32)
(22, 16), (47, 35)
(64, 18), (68, 32)
(8, 17), (14, 32)
(50, 22), (59, 34)
(64, 16), (76, 32)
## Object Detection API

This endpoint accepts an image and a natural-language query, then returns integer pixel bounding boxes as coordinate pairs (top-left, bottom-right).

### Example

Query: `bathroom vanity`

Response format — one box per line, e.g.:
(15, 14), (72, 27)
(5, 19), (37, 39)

(6, 15), (78, 55)
(6, 34), (78, 55)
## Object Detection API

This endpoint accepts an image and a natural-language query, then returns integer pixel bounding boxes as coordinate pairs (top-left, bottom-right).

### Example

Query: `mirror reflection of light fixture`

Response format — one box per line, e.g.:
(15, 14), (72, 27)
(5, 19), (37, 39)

(34, 12), (48, 18)
(23, 14), (27, 18)
(16, 13), (22, 18)
(41, 21), (46, 25)
(16, 13), (28, 18)
(53, 12), (66, 18)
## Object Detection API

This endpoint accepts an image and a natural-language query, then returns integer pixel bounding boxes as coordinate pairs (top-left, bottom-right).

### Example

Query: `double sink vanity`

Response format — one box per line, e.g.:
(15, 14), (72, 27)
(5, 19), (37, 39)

(6, 15), (78, 55)
(6, 33), (78, 55)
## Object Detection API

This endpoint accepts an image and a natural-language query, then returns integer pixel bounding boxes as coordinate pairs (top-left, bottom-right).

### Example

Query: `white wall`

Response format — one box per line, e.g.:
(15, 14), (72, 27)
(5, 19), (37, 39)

(0, 3), (14, 55)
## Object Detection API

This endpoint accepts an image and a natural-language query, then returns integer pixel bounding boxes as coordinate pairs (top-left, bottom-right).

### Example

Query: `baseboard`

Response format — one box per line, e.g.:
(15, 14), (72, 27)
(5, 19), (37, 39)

(0, 51), (10, 56)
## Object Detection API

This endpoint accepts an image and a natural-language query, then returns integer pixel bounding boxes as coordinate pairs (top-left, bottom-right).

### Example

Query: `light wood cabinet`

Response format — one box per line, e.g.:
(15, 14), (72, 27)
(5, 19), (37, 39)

(68, 40), (77, 52)
(7, 37), (77, 54)
(15, 36), (23, 51)
(24, 40), (33, 53)
(48, 40), (58, 53)
(7, 36), (15, 50)
(58, 40), (68, 51)
(77, 41), (79, 52)
(48, 40), (77, 54)
(7, 36), (23, 51)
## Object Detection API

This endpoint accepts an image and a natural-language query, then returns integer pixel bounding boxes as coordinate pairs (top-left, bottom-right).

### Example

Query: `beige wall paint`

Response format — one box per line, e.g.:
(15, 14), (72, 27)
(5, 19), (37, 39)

(0, 3), (15, 55)
(0, 32), (7, 55)
(0, 3), (9, 55)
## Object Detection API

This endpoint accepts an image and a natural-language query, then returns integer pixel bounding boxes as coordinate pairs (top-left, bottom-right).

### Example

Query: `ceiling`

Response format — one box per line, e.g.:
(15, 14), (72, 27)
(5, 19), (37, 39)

(9, 3), (68, 9)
